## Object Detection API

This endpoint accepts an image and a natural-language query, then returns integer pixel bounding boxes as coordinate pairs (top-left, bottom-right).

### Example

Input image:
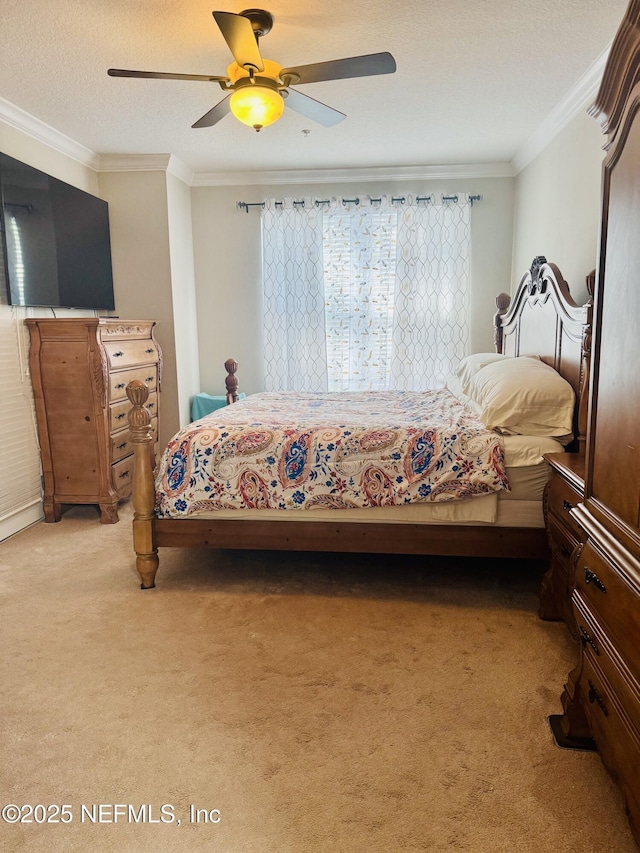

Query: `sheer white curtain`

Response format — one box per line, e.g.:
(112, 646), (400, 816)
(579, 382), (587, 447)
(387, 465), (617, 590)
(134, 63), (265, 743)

(261, 195), (471, 392)
(392, 196), (471, 390)
(262, 198), (327, 392)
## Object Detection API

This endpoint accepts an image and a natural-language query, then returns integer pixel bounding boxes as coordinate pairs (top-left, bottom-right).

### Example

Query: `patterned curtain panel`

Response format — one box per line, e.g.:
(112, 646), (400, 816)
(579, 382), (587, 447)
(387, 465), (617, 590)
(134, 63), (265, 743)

(392, 197), (471, 391)
(261, 195), (471, 392)
(262, 198), (327, 392)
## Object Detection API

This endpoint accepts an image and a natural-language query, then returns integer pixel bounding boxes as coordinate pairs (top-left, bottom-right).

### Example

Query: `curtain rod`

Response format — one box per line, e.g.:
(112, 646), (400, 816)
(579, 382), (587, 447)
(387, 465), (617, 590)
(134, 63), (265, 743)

(236, 194), (483, 213)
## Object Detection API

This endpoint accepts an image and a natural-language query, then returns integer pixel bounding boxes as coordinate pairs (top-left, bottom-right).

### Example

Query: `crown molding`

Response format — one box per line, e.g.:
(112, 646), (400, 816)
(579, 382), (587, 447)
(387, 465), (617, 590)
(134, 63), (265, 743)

(166, 155), (194, 186)
(512, 44), (611, 174)
(97, 153), (193, 184)
(0, 96), (99, 169)
(191, 161), (515, 187)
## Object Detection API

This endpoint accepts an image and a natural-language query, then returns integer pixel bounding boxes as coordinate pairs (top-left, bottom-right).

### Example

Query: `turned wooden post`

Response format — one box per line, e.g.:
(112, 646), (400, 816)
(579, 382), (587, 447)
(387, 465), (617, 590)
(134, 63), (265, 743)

(493, 292), (511, 353)
(126, 380), (159, 589)
(225, 358), (239, 404)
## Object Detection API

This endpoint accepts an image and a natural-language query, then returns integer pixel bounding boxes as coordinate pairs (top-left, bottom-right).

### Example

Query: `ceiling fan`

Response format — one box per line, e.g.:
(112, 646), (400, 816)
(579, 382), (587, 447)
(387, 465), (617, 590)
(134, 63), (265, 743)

(108, 8), (396, 132)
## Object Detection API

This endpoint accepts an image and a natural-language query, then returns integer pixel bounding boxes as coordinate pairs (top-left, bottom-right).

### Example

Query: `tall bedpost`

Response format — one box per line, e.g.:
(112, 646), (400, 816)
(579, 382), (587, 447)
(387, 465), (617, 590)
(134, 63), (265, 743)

(225, 358), (239, 404)
(126, 380), (159, 589)
(494, 292), (511, 353)
(576, 271), (595, 452)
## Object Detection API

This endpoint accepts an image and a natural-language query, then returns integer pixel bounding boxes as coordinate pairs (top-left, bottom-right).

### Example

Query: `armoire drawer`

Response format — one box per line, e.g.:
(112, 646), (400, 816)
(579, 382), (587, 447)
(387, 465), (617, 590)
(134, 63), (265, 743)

(578, 653), (640, 821)
(109, 365), (158, 401)
(574, 592), (640, 735)
(110, 391), (157, 432)
(575, 540), (640, 677)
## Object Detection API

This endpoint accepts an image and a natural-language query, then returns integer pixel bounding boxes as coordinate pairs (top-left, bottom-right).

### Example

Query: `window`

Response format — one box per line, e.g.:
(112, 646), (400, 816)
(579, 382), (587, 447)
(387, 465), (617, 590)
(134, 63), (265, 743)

(262, 195), (471, 393)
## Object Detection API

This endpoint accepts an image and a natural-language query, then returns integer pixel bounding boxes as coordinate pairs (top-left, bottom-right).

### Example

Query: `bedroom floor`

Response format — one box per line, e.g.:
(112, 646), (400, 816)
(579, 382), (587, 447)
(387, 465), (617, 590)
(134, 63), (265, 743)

(0, 504), (637, 853)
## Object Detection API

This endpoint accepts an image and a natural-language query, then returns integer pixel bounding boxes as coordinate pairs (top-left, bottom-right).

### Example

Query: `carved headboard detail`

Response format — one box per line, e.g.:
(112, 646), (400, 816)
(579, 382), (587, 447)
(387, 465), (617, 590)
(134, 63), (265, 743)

(494, 257), (593, 450)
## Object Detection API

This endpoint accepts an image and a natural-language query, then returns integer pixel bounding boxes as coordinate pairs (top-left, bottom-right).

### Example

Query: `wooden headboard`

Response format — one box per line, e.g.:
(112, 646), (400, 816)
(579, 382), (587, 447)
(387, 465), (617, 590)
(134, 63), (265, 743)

(494, 256), (593, 450)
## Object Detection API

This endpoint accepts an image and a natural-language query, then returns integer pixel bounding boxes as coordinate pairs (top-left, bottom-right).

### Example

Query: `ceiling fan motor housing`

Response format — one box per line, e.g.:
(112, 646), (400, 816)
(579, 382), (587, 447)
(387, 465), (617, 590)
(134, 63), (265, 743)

(240, 9), (274, 39)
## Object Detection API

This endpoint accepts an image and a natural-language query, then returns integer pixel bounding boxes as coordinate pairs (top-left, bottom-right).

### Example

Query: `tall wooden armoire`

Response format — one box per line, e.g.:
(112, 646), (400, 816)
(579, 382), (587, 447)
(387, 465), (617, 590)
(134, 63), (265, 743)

(550, 0), (640, 843)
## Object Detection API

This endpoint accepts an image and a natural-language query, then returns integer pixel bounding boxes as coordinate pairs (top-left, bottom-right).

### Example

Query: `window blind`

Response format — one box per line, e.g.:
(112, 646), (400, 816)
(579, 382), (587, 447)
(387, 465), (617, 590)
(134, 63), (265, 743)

(0, 244), (43, 539)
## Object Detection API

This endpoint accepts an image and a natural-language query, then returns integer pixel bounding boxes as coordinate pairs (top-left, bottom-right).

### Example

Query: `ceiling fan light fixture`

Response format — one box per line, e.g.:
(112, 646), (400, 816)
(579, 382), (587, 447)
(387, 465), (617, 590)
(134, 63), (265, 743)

(230, 78), (284, 131)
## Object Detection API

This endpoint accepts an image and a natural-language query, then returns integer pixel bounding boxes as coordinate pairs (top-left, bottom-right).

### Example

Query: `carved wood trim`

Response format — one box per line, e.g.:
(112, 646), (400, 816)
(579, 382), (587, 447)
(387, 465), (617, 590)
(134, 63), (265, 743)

(91, 327), (108, 410)
(101, 323), (153, 337)
(589, 0), (640, 141)
(499, 257), (592, 448)
(151, 325), (163, 392)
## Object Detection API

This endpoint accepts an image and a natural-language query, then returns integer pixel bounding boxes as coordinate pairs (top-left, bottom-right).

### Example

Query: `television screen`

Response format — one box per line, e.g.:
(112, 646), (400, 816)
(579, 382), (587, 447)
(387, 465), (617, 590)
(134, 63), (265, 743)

(0, 152), (116, 310)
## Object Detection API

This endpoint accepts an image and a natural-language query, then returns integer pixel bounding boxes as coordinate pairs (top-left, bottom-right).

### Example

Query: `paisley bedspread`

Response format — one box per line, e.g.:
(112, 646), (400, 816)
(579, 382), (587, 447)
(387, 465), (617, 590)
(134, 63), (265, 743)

(155, 390), (509, 517)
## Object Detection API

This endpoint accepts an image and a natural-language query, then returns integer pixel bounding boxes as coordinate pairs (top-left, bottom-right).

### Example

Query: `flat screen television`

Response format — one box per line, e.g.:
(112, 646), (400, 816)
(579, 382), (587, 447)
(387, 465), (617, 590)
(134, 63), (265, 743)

(0, 152), (116, 310)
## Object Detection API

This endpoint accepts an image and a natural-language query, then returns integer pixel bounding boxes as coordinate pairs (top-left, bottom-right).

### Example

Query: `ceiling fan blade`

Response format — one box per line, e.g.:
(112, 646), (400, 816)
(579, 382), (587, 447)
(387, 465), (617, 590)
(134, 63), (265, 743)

(281, 52), (396, 85)
(284, 88), (346, 127)
(212, 11), (264, 72)
(108, 68), (228, 82)
(191, 94), (232, 128)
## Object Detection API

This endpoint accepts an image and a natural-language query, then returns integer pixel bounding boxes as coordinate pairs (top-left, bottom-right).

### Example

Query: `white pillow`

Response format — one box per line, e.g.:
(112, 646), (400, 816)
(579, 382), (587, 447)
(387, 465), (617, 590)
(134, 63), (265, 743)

(466, 357), (575, 440)
(455, 352), (513, 393)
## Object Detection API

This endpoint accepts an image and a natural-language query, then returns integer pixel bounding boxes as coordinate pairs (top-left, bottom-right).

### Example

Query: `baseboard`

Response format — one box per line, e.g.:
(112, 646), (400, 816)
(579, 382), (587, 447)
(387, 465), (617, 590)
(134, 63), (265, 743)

(0, 501), (44, 541)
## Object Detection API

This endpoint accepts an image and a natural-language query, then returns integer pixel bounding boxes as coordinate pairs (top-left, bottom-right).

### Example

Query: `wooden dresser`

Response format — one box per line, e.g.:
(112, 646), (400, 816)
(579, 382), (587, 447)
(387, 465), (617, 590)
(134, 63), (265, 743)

(540, 453), (586, 637)
(549, 1), (640, 843)
(26, 318), (161, 523)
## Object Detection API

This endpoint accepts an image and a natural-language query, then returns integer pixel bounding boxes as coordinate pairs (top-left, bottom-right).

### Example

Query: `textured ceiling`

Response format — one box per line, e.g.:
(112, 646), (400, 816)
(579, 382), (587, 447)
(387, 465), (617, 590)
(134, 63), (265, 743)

(0, 0), (629, 175)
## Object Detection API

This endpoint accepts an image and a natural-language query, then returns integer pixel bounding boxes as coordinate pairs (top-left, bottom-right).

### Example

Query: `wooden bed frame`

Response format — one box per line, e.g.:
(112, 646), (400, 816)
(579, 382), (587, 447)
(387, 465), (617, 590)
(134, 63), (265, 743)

(126, 256), (592, 588)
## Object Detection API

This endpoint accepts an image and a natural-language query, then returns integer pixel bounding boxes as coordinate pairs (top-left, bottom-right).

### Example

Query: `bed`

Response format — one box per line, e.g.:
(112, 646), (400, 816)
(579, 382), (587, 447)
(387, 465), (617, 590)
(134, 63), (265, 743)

(125, 256), (592, 589)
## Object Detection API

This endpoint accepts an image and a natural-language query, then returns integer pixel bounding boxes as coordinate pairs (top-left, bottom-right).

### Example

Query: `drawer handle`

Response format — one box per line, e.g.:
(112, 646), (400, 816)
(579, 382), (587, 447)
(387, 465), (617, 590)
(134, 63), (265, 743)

(145, 348), (154, 354)
(562, 499), (573, 511)
(117, 442), (127, 450)
(119, 470), (130, 479)
(115, 413), (126, 421)
(113, 351), (124, 357)
(587, 680), (608, 716)
(148, 402), (155, 409)
(146, 376), (154, 382)
(579, 626), (599, 655)
(115, 382), (125, 389)
(584, 568), (607, 593)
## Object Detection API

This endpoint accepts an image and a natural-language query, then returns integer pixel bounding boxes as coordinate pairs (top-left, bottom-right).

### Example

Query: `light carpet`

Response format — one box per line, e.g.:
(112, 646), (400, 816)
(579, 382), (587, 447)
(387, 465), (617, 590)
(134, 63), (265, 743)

(0, 503), (637, 852)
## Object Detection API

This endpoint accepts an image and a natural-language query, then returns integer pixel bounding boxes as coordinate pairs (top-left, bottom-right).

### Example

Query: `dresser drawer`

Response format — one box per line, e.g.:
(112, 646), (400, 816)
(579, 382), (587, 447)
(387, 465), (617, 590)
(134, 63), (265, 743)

(575, 540), (640, 677)
(547, 511), (580, 566)
(110, 391), (157, 433)
(547, 473), (584, 540)
(111, 418), (158, 463)
(109, 365), (158, 401)
(112, 455), (134, 498)
(103, 340), (160, 370)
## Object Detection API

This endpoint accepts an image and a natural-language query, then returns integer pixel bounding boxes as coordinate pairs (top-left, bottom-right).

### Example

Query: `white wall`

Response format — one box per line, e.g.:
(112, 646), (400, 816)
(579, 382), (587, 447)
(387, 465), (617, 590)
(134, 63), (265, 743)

(512, 109), (605, 304)
(166, 172), (200, 427)
(97, 169), (180, 448)
(191, 177), (515, 396)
